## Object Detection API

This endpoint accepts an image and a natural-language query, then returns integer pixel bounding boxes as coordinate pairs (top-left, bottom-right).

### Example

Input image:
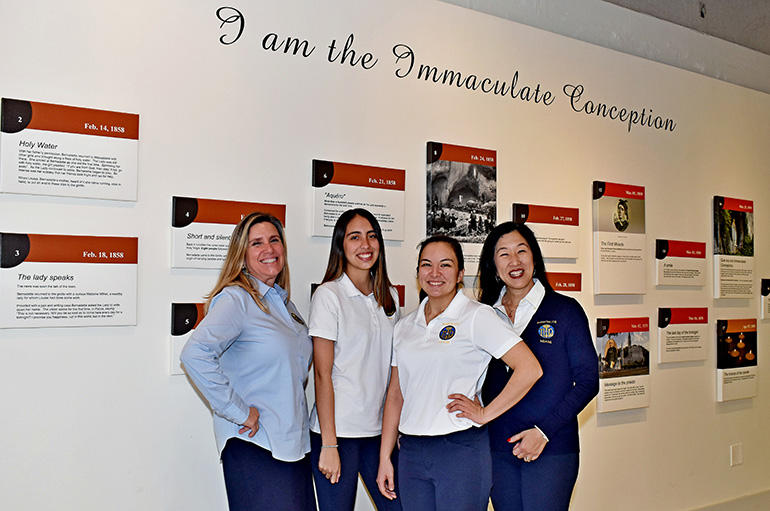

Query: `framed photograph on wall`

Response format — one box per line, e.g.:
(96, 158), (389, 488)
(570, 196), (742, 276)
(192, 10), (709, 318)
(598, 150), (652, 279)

(427, 141), (496, 275)
(596, 317), (650, 412)
(713, 196), (754, 298)
(592, 181), (646, 294)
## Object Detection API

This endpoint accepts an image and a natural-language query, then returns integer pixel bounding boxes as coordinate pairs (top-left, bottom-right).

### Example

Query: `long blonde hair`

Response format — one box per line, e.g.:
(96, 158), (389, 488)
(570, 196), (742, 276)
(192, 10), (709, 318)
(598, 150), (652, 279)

(205, 211), (290, 314)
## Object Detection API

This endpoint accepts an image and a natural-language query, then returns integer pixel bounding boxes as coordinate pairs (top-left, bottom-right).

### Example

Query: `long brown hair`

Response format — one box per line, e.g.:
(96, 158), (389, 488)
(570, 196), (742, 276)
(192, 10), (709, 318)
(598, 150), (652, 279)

(205, 211), (290, 314)
(321, 208), (396, 315)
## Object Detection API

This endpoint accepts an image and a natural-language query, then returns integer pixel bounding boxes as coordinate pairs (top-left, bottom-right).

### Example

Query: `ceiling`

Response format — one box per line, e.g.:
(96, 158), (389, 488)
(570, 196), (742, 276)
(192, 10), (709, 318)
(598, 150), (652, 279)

(604, 0), (770, 55)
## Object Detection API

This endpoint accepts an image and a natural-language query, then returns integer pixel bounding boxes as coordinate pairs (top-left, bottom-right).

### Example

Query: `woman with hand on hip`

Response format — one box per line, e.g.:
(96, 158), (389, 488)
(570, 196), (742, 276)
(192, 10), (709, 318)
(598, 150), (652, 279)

(377, 235), (541, 511)
(478, 222), (599, 511)
(309, 208), (402, 511)
(181, 212), (315, 511)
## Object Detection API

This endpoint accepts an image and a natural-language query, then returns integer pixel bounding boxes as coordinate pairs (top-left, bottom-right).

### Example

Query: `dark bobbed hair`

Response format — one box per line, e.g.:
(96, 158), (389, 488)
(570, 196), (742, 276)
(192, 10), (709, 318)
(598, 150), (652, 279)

(476, 222), (552, 306)
(206, 211), (290, 314)
(416, 234), (465, 302)
(321, 208), (396, 315)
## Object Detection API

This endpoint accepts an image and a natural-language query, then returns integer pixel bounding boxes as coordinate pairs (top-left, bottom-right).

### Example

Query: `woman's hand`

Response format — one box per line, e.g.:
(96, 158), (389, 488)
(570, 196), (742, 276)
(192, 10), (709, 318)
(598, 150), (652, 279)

(318, 447), (341, 484)
(446, 393), (488, 424)
(509, 428), (548, 462)
(377, 458), (397, 500)
(238, 407), (260, 437)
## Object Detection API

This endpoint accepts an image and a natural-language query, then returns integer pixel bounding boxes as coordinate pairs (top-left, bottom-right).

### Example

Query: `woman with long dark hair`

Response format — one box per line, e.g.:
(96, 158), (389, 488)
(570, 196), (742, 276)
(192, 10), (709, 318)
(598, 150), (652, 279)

(478, 222), (598, 511)
(309, 208), (401, 511)
(181, 212), (315, 510)
(377, 235), (541, 511)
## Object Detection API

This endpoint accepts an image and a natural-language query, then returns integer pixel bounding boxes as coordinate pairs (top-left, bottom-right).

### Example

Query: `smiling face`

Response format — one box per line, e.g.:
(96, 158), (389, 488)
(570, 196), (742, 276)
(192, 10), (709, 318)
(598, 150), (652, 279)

(244, 221), (285, 287)
(494, 230), (535, 297)
(418, 241), (464, 300)
(343, 215), (380, 276)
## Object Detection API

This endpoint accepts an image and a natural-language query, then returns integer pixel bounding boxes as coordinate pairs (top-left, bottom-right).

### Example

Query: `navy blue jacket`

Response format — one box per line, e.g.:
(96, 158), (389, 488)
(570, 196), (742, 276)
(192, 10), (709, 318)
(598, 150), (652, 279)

(482, 291), (599, 454)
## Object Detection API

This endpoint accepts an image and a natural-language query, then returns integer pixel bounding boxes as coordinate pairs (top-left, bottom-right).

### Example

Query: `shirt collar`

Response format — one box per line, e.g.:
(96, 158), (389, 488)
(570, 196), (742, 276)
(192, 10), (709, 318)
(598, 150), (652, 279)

(338, 272), (368, 298)
(414, 289), (469, 325)
(252, 275), (287, 302)
(493, 278), (546, 310)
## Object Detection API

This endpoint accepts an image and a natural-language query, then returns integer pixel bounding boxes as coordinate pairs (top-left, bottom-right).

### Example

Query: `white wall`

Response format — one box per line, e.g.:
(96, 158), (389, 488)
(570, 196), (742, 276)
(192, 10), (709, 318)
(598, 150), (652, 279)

(1, 1), (769, 510)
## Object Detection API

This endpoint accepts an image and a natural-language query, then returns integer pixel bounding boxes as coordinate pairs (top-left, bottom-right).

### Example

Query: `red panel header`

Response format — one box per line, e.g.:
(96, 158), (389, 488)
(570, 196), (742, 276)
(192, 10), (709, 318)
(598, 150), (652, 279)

(27, 100), (139, 140)
(604, 182), (645, 200)
(195, 199), (286, 226)
(607, 317), (649, 333)
(667, 240), (706, 259)
(331, 162), (405, 191)
(721, 197), (753, 213)
(668, 307), (708, 324)
(724, 319), (757, 333)
(437, 143), (496, 166)
(524, 204), (579, 226)
(546, 272), (581, 291)
(26, 234), (138, 264)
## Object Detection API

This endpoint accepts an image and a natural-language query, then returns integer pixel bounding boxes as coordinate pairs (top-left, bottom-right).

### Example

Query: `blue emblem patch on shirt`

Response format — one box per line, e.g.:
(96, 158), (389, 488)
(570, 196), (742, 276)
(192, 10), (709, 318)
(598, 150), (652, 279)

(539, 324), (554, 339)
(438, 325), (456, 341)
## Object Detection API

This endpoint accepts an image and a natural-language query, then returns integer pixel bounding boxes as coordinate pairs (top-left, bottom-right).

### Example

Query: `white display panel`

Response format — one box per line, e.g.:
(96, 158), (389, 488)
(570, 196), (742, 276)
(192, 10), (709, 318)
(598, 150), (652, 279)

(0, 233), (137, 328)
(592, 181), (646, 295)
(0, 98), (139, 201)
(596, 317), (650, 412)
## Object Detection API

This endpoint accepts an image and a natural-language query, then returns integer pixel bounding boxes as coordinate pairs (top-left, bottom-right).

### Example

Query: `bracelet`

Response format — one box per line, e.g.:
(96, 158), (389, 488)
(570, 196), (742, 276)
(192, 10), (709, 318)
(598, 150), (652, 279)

(321, 444), (338, 449)
(534, 425), (549, 442)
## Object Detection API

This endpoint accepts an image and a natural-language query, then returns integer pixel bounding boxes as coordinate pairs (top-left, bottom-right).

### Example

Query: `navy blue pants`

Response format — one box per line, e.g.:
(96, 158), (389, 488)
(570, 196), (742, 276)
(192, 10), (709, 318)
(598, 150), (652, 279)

(489, 450), (579, 511)
(310, 432), (401, 511)
(398, 427), (491, 511)
(221, 438), (316, 511)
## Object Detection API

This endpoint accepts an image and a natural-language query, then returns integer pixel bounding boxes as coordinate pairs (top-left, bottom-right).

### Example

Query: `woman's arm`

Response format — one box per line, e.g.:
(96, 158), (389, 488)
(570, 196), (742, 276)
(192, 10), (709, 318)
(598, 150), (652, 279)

(509, 299), (600, 462)
(313, 336), (341, 484)
(526, 302), (599, 442)
(180, 291), (252, 427)
(377, 368), (403, 501)
(447, 342), (542, 424)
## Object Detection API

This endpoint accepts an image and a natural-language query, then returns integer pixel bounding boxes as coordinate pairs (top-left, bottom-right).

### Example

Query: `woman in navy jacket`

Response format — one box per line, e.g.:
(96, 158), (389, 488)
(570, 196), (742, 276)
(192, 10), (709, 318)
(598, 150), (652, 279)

(478, 222), (599, 511)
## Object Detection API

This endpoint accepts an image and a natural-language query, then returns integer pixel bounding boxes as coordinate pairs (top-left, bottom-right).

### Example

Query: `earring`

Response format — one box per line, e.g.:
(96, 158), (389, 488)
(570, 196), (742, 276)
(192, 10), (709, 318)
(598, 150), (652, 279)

(495, 274), (502, 283)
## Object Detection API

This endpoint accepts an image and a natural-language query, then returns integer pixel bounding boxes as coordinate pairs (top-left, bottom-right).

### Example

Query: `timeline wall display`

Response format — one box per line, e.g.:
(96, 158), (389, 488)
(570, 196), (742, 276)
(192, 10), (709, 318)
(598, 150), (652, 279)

(427, 141), (496, 274)
(512, 203), (579, 259)
(171, 196), (285, 269)
(657, 307), (708, 363)
(545, 272), (582, 292)
(0, 98), (139, 201)
(596, 317), (650, 413)
(713, 196), (754, 298)
(716, 319), (757, 402)
(655, 239), (706, 287)
(762, 279), (770, 320)
(592, 181), (646, 294)
(311, 159), (405, 240)
(170, 302), (205, 375)
(0, 232), (137, 328)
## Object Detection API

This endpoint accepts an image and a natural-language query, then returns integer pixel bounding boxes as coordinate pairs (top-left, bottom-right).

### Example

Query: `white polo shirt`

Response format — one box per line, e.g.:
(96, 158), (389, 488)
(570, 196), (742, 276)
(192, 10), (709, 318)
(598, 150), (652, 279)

(393, 291), (521, 436)
(308, 273), (400, 437)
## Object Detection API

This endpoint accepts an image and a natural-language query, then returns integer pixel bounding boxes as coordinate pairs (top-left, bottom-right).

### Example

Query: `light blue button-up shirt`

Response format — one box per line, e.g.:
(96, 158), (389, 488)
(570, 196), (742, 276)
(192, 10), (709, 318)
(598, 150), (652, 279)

(181, 278), (313, 462)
